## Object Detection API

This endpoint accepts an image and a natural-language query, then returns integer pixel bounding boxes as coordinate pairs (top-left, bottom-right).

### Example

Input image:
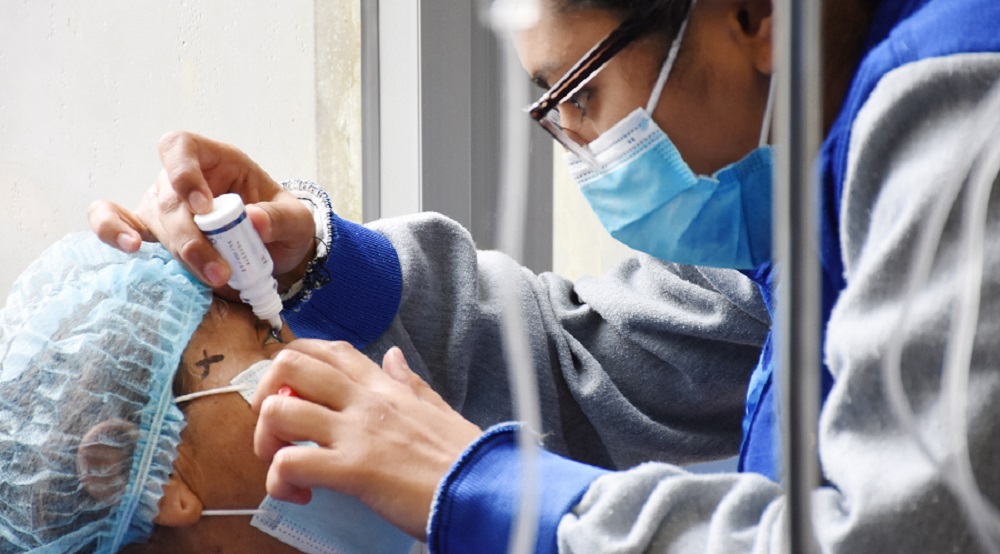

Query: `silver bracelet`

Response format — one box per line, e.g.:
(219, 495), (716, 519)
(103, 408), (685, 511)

(279, 179), (333, 308)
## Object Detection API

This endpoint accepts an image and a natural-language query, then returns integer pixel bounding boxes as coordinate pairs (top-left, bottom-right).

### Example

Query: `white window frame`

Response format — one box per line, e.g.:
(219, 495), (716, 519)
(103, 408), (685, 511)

(364, 0), (553, 272)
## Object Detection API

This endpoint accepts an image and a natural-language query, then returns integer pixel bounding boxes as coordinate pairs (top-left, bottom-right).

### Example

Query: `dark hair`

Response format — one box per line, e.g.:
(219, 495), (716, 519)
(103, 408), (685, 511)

(0, 286), (161, 550)
(553, 0), (691, 45)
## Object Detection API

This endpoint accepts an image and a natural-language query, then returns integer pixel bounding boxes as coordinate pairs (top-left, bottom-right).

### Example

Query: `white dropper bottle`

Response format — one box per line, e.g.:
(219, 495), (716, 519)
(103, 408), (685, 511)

(194, 193), (283, 335)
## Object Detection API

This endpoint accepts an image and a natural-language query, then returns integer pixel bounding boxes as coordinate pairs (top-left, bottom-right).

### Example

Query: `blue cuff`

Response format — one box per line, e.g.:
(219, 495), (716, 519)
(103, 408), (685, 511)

(428, 423), (609, 554)
(284, 213), (402, 349)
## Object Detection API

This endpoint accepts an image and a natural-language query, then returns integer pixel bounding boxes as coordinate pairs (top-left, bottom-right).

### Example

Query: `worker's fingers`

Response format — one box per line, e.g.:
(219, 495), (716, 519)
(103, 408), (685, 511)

(87, 182), (232, 289)
(381, 347), (450, 410)
(265, 445), (354, 505)
(278, 339), (380, 388)
(157, 131), (216, 215)
(166, 232), (231, 288)
(158, 130), (285, 213)
(136, 172), (231, 288)
(245, 194), (316, 277)
(87, 200), (152, 253)
(245, 192), (313, 245)
(158, 131), (312, 283)
(252, 339), (483, 541)
(254, 394), (343, 462)
(251, 343), (358, 414)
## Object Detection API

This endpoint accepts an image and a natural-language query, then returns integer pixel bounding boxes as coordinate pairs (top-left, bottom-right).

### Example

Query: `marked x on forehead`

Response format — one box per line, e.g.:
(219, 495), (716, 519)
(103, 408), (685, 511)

(195, 349), (225, 379)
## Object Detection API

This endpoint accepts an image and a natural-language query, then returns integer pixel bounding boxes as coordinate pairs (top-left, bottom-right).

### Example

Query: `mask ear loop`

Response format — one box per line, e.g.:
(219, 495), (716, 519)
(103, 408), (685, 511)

(646, 0), (696, 114)
(173, 382), (266, 517)
(200, 509), (265, 516)
(174, 384), (253, 404)
(759, 73), (777, 147)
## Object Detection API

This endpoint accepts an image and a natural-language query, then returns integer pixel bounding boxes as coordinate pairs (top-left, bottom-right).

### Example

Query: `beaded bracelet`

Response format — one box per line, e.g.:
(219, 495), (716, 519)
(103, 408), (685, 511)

(279, 179), (334, 309)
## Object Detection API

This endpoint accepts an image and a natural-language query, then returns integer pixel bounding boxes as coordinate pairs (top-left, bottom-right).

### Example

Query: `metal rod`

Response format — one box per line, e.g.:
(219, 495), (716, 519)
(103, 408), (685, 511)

(774, 0), (823, 552)
(361, 0), (381, 223)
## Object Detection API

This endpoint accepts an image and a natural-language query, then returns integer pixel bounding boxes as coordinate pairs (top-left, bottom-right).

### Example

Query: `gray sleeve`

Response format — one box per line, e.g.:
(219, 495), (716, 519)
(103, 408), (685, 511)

(556, 53), (1000, 553)
(360, 213), (769, 470)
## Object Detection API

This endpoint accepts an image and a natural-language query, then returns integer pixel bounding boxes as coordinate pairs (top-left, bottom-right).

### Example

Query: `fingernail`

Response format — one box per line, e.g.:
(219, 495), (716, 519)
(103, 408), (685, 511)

(392, 347), (408, 368)
(189, 191), (211, 214)
(116, 232), (139, 252)
(203, 261), (228, 287)
(278, 386), (298, 397)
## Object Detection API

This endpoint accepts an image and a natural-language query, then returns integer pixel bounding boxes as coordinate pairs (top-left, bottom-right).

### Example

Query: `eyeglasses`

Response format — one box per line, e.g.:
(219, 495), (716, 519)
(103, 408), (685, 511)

(527, 16), (651, 164)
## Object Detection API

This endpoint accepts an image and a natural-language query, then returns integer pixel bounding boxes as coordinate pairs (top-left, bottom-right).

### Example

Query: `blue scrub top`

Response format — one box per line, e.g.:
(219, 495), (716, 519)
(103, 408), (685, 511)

(737, 0), (1000, 481)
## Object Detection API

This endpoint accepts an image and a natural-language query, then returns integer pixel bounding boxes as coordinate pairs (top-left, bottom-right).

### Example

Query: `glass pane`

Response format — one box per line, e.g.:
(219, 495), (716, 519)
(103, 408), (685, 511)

(551, 142), (636, 281)
(0, 1), (363, 300)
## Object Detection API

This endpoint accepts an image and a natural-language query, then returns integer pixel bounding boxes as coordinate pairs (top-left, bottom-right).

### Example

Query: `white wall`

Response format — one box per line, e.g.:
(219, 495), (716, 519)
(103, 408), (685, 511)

(0, 0), (619, 302)
(0, 1), (319, 302)
(551, 144), (637, 281)
(317, 0), (363, 224)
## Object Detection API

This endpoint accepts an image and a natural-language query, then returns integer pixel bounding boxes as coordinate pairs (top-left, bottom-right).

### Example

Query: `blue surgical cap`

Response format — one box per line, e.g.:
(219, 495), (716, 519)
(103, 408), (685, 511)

(0, 233), (211, 553)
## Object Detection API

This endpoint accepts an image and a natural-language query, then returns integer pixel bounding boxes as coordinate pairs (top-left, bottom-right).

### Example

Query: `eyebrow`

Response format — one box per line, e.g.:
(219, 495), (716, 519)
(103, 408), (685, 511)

(531, 59), (569, 91)
(532, 75), (550, 91)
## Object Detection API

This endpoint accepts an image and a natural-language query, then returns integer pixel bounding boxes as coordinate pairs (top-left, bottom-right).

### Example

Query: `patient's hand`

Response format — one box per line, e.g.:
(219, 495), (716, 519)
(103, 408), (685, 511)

(252, 341), (483, 541)
(88, 131), (315, 291)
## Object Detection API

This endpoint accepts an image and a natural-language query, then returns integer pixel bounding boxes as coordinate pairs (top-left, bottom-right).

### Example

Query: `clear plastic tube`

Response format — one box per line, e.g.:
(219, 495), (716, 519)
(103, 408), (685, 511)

(882, 77), (1000, 554)
(941, 80), (1000, 553)
(484, 1), (543, 553)
(193, 193), (283, 332)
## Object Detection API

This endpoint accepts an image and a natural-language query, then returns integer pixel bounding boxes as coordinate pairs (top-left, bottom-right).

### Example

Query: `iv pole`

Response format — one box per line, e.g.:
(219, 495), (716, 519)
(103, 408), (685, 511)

(775, 0), (823, 552)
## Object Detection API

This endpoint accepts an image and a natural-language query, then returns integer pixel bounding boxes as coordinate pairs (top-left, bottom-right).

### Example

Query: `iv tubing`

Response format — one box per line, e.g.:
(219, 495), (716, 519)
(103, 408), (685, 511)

(882, 77), (1000, 554)
(943, 79), (1000, 553)
(487, 1), (543, 552)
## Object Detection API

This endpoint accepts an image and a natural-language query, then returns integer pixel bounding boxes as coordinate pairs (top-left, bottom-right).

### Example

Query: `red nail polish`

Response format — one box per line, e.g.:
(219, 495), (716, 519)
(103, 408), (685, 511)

(278, 385), (298, 397)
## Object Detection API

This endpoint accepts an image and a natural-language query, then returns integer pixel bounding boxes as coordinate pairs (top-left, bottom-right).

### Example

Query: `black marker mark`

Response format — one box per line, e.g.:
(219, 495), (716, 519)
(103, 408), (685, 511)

(195, 349), (225, 379)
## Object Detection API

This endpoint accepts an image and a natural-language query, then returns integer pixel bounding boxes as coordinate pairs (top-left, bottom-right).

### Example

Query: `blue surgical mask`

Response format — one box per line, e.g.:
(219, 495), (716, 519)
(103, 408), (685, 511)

(187, 360), (416, 554)
(250, 492), (415, 554)
(569, 9), (775, 270)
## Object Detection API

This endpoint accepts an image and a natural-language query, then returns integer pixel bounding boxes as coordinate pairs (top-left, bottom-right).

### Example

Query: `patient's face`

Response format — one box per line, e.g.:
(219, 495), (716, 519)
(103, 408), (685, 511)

(122, 299), (299, 553)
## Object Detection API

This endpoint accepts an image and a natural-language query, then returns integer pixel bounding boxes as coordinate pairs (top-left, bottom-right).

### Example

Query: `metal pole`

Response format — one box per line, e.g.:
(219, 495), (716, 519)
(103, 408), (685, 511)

(361, 0), (381, 223)
(774, 0), (823, 552)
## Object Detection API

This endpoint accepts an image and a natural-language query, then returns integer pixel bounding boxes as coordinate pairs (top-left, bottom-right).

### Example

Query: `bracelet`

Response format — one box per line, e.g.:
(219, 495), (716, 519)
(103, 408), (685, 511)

(279, 179), (334, 308)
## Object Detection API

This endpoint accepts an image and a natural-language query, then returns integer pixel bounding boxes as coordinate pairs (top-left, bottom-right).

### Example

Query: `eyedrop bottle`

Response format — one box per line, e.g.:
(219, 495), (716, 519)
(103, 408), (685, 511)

(193, 193), (283, 333)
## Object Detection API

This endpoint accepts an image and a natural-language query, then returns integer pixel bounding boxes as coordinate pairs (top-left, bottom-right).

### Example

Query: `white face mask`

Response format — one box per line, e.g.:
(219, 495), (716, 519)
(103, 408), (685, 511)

(175, 360), (416, 554)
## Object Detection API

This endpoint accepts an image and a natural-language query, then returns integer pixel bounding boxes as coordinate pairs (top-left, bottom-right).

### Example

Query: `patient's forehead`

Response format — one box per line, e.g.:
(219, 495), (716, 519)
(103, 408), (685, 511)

(176, 299), (291, 393)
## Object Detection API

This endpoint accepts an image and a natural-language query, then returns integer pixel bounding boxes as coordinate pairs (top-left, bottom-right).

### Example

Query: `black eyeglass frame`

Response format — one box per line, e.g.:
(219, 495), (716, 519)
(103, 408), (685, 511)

(527, 15), (653, 161)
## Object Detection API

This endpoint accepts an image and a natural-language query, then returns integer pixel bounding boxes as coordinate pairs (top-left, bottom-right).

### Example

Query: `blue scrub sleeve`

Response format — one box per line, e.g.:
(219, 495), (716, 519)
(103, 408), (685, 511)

(283, 212), (403, 349)
(428, 423), (609, 554)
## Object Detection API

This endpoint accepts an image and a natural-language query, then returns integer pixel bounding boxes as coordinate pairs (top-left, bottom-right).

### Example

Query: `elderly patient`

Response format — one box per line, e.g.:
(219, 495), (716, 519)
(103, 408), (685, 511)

(0, 233), (301, 553)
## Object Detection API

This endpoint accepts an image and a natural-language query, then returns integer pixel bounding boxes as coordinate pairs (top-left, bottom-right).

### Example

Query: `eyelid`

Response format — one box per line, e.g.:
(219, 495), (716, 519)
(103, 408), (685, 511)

(569, 88), (592, 110)
(253, 320), (273, 346)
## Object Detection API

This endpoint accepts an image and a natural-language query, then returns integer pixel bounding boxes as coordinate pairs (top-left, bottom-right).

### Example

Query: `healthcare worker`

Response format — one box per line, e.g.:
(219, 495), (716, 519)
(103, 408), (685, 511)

(89, 0), (1000, 551)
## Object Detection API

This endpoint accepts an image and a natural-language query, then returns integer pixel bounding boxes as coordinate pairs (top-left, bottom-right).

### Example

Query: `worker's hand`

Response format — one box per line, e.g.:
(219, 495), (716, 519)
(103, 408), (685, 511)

(252, 341), (483, 541)
(88, 131), (315, 290)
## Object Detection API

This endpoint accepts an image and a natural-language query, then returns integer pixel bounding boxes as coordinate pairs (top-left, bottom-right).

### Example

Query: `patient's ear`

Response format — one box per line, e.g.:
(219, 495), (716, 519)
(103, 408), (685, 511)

(153, 473), (201, 527)
(77, 420), (139, 502)
(155, 473), (202, 527)
(78, 420), (202, 526)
